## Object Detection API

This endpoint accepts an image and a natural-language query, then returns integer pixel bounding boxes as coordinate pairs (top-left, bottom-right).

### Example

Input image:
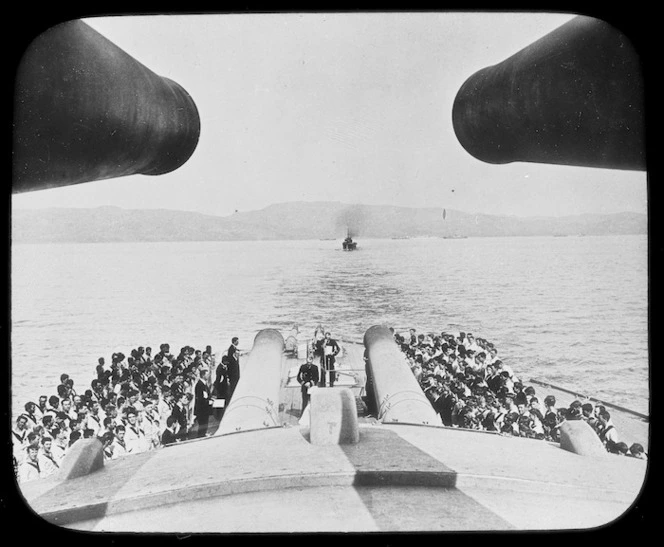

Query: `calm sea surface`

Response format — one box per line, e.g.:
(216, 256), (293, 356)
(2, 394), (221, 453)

(10, 235), (649, 420)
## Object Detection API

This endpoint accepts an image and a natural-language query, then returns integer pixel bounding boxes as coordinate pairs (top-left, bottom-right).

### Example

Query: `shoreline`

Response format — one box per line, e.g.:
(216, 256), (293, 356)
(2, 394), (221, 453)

(11, 232), (648, 245)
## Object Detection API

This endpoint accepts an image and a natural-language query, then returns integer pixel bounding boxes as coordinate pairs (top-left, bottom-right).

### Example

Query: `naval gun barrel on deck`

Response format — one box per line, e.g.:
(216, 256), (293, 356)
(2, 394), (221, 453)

(452, 16), (645, 171)
(13, 19), (201, 193)
(364, 325), (441, 426)
(216, 329), (284, 435)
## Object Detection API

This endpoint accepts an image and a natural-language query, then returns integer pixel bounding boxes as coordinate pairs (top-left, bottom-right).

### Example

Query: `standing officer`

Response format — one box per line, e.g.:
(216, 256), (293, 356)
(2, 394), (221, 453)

(297, 356), (320, 415)
(321, 332), (340, 387)
(194, 367), (212, 437)
(226, 337), (241, 403)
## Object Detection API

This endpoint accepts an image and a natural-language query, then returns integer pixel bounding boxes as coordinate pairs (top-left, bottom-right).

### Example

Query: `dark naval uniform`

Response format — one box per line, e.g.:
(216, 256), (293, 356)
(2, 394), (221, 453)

(297, 361), (320, 414)
(363, 348), (378, 416)
(194, 378), (211, 437)
(227, 343), (240, 403)
(321, 337), (340, 387)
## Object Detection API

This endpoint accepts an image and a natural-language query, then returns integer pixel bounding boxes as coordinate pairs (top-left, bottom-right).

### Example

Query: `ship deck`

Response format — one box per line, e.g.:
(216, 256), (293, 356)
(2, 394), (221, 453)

(18, 339), (649, 533)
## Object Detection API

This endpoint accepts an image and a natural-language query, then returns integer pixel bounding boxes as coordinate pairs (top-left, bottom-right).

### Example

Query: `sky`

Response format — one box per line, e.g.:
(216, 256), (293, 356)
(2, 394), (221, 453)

(12, 12), (647, 218)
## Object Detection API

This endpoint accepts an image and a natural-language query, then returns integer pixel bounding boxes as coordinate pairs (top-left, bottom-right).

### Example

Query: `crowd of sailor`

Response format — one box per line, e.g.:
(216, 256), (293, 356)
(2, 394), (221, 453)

(396, 329), (647, 459)
(12, 342), (234, 483)
(13, 329), (647, 484)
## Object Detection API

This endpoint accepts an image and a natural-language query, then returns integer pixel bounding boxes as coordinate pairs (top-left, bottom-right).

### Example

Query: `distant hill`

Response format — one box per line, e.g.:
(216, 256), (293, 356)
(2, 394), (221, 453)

(11, 202), (647, 243)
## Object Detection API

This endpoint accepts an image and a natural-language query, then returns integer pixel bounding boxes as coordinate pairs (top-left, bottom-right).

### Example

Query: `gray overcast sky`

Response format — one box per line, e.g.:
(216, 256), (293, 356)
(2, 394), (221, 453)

(12, 12), (647, 218)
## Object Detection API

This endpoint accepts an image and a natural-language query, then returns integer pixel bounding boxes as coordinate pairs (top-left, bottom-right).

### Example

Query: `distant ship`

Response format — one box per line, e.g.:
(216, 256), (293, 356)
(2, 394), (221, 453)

(342, 228), (358, 250)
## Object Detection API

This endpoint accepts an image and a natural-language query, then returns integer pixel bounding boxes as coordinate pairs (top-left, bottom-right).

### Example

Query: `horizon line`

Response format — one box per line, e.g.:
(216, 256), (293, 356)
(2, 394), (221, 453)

(11, 201), (647, 220)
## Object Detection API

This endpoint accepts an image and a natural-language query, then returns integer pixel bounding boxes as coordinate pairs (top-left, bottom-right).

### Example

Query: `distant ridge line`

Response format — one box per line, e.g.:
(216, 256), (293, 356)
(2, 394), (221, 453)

(12, 202), (647, 243)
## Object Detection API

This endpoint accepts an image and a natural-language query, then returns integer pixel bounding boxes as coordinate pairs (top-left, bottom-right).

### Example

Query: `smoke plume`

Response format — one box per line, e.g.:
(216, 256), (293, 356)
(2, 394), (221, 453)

(336, 204), (367, 238)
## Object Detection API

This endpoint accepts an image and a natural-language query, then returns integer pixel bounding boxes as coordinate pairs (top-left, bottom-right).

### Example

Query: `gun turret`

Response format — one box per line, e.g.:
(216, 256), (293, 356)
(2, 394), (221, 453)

(13, 19), (201, 193)
(452, 16), (645, 171)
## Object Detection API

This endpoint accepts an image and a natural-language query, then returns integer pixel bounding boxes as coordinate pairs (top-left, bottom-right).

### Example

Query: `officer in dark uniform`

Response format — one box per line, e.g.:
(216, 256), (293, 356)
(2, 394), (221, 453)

(213, 356), (229, 419)
(321, 332), (340, 387)
(363, 348), (378, 416)
(194, 368), (212, 437)
(226, 337), (240, 403)
(297, 357), (320, 415)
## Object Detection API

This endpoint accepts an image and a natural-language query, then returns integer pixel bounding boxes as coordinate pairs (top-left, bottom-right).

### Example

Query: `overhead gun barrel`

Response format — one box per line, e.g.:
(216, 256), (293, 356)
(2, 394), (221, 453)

(452, 16), (645, 171)
(13, 19), (201, 193)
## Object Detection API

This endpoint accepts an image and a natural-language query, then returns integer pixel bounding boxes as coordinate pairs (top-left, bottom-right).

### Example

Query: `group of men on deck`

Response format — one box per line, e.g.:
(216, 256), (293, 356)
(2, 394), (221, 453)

(296, 326), (341, 413)
(13, 336), (244, 483)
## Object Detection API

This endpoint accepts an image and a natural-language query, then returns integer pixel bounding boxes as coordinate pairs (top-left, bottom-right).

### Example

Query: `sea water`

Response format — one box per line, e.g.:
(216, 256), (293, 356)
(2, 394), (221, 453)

(10, 234), (648, 420)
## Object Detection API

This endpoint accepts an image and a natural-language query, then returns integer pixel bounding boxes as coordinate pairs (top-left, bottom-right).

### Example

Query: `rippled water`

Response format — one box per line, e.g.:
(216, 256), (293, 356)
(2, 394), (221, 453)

(11, 235), (649, 419)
